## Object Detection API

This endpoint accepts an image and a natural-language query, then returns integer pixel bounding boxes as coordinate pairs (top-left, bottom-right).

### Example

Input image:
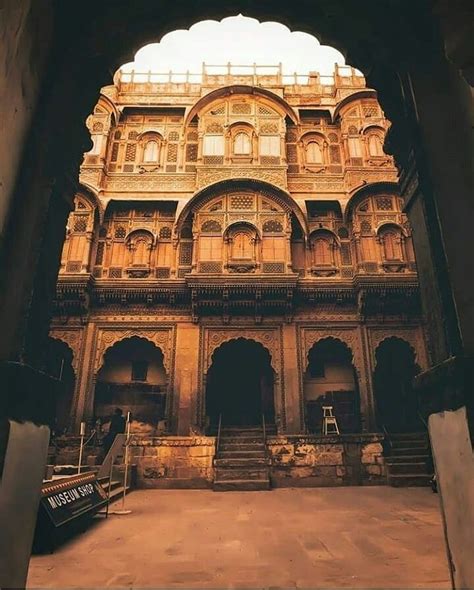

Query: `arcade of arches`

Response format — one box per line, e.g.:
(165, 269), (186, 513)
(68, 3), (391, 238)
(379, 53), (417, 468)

(0, 3), (473, 589)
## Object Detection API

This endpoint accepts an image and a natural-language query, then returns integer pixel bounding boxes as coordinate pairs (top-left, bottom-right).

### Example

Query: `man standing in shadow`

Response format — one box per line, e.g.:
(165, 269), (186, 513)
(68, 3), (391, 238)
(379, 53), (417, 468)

(103, 408), (126, 456)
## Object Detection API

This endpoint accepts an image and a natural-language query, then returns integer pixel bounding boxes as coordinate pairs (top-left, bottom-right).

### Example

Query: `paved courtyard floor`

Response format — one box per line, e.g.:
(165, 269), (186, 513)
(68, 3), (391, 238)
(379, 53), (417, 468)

(27, 487), (451, 589)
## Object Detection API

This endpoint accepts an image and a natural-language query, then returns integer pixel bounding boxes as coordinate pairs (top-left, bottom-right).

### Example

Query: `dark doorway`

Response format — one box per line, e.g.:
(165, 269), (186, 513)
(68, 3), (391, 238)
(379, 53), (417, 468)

(206, 338), (275, 428)
(44, 338), (76, 435)
(95, 336), (168, 434)
(303, 337), (361, 434)
(373, 337), (422, 433)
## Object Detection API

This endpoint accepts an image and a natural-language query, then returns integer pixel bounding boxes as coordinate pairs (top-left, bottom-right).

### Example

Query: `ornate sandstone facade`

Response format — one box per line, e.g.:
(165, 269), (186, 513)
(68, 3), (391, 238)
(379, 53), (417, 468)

(48, 64), (427, 465)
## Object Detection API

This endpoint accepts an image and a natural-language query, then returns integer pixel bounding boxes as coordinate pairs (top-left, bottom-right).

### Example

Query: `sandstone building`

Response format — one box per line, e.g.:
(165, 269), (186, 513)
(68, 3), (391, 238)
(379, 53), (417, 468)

(48, 63), (427, 487)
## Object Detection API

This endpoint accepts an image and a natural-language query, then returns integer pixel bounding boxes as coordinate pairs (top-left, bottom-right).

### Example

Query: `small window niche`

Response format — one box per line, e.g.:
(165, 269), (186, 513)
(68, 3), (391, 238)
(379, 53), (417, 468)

(131, 360), (149, 382)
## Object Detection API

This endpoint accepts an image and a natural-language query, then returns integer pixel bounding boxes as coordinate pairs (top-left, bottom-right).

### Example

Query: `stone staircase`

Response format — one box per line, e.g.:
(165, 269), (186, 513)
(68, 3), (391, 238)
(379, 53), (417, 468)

(213, 425), (274, 491)
(385, 432), (433, 487)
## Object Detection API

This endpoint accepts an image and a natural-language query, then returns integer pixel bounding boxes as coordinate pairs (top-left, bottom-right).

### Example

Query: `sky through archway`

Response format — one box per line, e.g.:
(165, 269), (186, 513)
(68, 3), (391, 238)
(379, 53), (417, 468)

(120, 15), (359, 78)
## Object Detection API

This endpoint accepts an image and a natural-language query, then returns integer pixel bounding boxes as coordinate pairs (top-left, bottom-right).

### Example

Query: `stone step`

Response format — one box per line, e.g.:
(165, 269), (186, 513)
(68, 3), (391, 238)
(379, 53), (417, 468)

(213, 478), (270, 491)
(385, 454), (430, 464)
(220, 430), (264, 437)
(219, 435), (265, 444)
(389, 445), (429, 456)
(388, 473), (432, 487)
(388, 432), (428, 441)
(215, 466), (269, 480)
(214, 457), (269, 467)
(391, 439), (428, 449)
(219, 442), (265, 452)
(386, 461), (431, 475)
(218, 450), (267, 459)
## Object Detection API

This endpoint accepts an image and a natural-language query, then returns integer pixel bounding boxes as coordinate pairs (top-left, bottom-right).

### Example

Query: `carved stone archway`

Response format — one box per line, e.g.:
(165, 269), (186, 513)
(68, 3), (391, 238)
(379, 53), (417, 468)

(49, 329), (84, 373)
(368, 327), (429, 372)
(93, 328), (173, 375)
(299, 327), (373, 431)
(200, 328), (285, 430)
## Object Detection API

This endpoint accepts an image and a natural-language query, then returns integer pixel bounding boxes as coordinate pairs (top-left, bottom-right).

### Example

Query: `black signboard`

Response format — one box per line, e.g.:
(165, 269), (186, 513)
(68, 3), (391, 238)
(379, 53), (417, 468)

(34, 472), (108, 551)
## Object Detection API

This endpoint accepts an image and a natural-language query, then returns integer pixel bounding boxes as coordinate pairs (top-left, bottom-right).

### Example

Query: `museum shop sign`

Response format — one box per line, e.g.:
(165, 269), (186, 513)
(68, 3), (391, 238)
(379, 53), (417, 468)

(34, 472), (108, 551)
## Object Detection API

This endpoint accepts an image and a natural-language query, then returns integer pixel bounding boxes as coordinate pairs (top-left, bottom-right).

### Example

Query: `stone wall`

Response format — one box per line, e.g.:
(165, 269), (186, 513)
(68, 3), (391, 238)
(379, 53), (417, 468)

(49, 434), (386, 488)
(130, 436), (215, 488)
(268, 434), (386, 487)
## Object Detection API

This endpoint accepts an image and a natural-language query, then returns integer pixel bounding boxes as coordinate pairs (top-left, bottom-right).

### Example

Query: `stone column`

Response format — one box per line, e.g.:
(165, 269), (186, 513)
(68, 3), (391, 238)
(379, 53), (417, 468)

(173, 323), (200, 435)
(359, 325), (377, 431)
(282, 324), (302, 433)
(72, 321), (97, 430)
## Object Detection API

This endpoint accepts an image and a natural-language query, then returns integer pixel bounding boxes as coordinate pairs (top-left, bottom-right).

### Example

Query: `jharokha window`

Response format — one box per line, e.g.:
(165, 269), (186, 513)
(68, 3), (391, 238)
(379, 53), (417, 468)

(313, 237), (333, 265)
(231, 231), (253, 259)
(233, 132), (251, 155)
(306, 141), (323, 164)
(380, 228), (403, 260)
(309, 231), (338, 276)
(126, 230), (154, 277)
(143, 140), (159, 163)
(367, 134), (384, 157)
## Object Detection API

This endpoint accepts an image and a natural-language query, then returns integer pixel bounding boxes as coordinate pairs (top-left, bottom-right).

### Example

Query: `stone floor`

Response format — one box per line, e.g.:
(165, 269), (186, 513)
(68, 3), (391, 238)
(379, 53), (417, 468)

(27, 487), (451, 589)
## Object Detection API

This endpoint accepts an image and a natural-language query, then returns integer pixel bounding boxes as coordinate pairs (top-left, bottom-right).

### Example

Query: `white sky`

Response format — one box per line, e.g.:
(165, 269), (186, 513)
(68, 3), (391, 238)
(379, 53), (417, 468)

(120, 15), (354, 77)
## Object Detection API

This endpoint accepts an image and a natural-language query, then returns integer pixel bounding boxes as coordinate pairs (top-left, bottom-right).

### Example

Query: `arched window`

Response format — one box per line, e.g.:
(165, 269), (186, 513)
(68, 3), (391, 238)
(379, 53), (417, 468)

(313, 238), (333, 265)
(306, 141), (323, 164)
(233, 132), (251, 155)
(381, 230), (402, 260)
(231, 232), (253, 259)
(143, 140), (159, 162)
(368, 134), (384, 156)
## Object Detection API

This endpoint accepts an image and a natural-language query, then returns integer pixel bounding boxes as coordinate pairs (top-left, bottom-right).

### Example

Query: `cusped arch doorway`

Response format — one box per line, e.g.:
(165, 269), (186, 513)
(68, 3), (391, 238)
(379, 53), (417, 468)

(206, 338), (275, 429)
(373, 337), (422, 433)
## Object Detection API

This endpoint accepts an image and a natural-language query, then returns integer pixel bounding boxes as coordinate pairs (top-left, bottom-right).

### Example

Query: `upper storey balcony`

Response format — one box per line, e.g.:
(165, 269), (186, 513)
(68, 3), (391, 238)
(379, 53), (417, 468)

(114, 63), (366, 105)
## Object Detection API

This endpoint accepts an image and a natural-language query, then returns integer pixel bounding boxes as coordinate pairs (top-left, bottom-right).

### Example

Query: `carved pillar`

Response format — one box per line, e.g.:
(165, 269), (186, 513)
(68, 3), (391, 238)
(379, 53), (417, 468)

(359, 325), (377, 431)
(174, 323), (200, 435)
(282, 324), (302, 433)
(72, 321), (97, 429)
(82, 232), (93, 271)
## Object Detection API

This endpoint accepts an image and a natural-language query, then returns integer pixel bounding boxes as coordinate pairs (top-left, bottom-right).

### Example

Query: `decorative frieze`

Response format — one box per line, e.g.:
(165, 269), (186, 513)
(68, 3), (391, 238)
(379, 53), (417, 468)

(104, 173), (195, 193)
(196, 166), (288, 191)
